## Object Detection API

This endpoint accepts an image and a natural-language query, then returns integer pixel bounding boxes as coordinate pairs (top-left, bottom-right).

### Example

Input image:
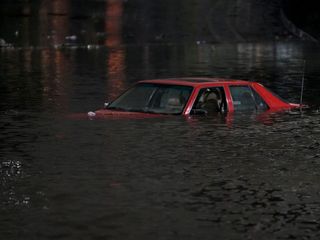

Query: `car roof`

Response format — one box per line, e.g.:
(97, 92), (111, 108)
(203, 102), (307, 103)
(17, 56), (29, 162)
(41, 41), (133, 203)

(138, 77), (250, 87)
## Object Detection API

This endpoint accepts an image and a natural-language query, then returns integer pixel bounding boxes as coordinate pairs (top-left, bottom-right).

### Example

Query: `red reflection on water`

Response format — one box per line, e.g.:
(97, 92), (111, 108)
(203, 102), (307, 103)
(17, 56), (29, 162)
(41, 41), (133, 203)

(105, 0), (123, 48)
(50, 0), (70, 45)
(38, 0), (70, 46)
(105, 0), (126, 100)
(107, 49), (126, 100)
(40, 49), (70, 111)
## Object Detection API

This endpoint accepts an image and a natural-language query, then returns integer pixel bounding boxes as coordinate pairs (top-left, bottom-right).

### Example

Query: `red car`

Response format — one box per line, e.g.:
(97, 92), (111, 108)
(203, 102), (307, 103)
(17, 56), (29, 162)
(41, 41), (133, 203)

(88, 77), (300, 118)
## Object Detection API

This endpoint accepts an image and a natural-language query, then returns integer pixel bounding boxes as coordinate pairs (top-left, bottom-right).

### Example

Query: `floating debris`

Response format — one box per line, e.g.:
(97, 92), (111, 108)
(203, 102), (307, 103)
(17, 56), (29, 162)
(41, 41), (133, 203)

(88, 111), (96, 117)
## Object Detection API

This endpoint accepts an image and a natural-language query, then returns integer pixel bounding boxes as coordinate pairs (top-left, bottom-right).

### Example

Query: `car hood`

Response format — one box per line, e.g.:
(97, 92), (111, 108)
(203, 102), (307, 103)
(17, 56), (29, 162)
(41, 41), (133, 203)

(88, 109), (164, 119)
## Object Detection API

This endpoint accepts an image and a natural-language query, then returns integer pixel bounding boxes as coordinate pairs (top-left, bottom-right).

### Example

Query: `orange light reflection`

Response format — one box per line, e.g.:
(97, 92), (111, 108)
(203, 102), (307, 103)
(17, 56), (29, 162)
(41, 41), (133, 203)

(105, 0), (126, 100)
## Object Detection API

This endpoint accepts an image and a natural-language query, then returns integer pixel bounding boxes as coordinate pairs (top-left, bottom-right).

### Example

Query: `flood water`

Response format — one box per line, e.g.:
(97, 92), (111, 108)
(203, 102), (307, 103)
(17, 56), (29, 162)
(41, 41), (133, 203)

(1, 1), (320, 240)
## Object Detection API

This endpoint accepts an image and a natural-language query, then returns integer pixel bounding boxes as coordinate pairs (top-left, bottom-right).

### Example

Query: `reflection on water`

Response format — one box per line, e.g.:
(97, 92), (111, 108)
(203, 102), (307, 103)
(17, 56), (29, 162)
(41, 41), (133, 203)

(105, 0), (126, 100)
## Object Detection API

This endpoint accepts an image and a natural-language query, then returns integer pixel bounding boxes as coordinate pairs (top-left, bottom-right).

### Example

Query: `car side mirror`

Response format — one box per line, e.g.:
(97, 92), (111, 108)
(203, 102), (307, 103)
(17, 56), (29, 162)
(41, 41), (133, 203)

(190, 109), (208, 116)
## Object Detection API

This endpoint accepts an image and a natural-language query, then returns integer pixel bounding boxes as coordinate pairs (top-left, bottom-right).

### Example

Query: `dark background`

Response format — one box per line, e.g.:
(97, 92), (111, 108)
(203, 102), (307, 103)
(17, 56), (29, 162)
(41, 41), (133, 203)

(1, 0), (320, 47)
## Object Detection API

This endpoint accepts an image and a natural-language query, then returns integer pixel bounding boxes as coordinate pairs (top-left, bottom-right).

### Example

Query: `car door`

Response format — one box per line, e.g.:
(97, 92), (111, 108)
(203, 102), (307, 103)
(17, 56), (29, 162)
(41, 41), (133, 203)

(190, 86), (227, 115)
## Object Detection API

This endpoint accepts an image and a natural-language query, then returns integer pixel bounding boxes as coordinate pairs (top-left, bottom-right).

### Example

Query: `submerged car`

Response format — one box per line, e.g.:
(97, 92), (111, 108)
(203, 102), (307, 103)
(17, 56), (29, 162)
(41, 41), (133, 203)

(88, 77), (300, 118)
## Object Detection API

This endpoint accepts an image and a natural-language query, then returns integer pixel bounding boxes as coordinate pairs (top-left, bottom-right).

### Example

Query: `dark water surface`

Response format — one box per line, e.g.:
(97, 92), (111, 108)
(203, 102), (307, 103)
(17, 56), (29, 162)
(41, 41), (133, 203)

(2, 2), (320, 240)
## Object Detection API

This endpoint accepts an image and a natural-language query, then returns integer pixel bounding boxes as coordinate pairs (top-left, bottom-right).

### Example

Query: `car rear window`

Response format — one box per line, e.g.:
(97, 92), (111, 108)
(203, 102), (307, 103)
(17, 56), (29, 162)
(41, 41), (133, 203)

(230, 85), (268, 111)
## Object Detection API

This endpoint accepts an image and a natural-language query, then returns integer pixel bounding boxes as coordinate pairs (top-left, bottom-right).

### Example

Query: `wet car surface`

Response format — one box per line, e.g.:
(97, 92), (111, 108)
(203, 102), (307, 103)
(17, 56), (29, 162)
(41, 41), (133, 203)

(89, 78), (300, 120)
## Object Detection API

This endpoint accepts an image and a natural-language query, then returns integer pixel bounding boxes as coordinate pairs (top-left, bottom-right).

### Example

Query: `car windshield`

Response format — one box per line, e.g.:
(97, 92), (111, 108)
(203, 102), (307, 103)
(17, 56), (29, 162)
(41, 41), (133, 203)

(107, 83), (193, 114)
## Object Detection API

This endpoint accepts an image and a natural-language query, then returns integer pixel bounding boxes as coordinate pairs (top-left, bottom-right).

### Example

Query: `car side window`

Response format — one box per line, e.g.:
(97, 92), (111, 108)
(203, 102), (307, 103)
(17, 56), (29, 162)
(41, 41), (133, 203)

(230, 86), (268, 111)
(251, 88), (269, 110)
(191, 87), (227, 115)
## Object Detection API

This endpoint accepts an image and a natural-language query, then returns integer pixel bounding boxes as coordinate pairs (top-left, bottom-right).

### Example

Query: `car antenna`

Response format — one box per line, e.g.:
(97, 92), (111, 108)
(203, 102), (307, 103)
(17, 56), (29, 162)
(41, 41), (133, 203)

(299, 60), (306, 114)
